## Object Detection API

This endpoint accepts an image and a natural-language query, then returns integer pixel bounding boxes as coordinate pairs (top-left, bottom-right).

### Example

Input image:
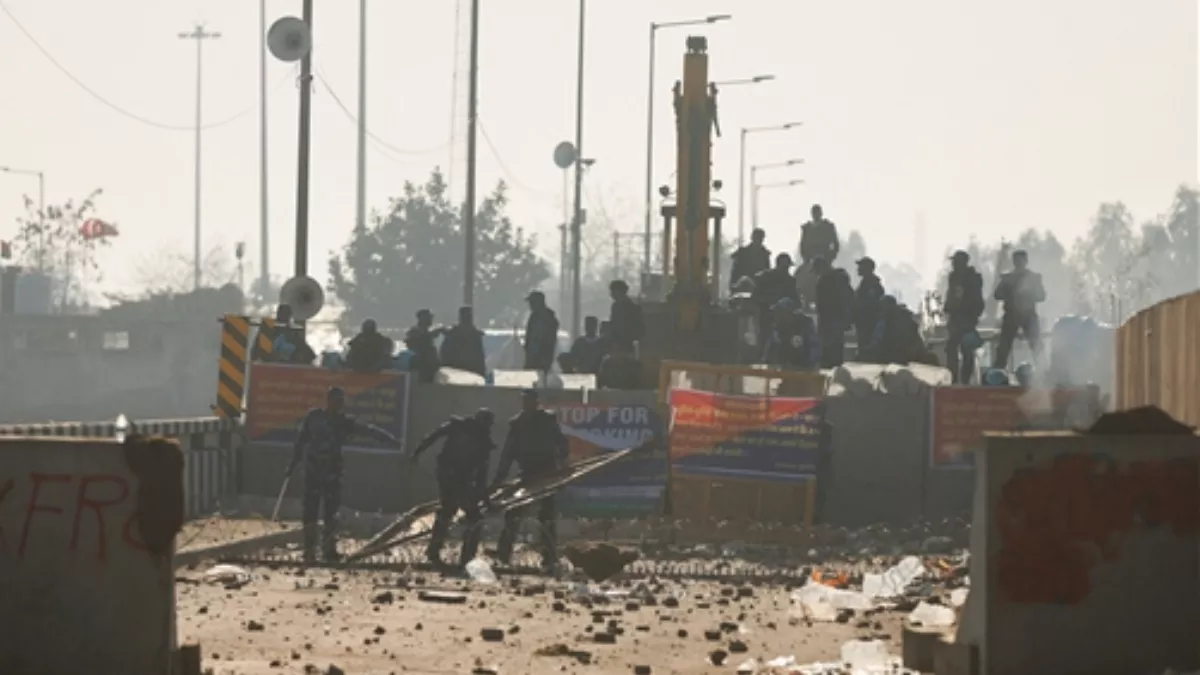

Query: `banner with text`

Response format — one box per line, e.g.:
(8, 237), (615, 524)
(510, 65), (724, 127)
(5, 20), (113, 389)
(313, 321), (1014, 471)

(930, 386), (1093, 469)
(247, 364), (411, 451)
(668, 389), (824, 482)
(548, 403), (665, 517)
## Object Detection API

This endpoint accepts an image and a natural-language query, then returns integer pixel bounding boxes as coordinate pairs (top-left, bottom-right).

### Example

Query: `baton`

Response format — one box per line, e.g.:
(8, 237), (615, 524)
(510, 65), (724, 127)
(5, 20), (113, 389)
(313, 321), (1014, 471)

(271, 476), (291, 522)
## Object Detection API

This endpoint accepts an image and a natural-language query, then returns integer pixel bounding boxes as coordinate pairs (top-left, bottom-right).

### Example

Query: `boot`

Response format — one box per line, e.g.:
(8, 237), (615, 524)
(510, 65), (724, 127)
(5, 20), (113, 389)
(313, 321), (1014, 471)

(457, 520), (483, 568)
(321, 523), (340, 562)
(302, 524), (318, 564)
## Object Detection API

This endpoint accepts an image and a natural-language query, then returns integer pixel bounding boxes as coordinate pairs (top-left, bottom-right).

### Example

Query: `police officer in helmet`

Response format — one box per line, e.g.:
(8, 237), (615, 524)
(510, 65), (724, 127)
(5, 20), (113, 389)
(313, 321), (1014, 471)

(409, 408), (497, 568)
(492, 389), (569, 573)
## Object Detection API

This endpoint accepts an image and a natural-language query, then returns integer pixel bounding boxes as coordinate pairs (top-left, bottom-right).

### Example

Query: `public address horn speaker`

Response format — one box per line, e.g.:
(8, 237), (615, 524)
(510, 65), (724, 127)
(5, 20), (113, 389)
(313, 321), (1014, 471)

(280, 275), (325, 322)
(267, 16), (312, 63)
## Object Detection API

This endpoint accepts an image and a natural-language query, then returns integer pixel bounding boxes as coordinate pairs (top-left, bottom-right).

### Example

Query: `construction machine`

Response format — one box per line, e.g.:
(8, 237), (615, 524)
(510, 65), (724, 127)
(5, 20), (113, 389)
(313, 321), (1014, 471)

(638, 36), (742, 386)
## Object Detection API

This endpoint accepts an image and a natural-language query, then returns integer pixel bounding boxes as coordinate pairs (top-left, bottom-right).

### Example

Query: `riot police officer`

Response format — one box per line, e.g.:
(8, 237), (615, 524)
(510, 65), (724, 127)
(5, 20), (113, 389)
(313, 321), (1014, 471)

(409, 409), (497, 568)
(492, 389), (568, 573)
(287, 386), (401, 562)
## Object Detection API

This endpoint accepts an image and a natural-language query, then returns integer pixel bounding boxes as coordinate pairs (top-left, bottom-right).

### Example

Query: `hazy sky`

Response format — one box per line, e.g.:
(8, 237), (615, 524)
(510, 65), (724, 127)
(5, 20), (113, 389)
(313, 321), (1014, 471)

(0, 0), (1195, 297)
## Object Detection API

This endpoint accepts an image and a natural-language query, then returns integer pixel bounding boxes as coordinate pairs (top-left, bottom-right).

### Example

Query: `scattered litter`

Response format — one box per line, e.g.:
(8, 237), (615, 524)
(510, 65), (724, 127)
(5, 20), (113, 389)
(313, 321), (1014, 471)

(949, 588), (969, 608)
(791, 580), (875, 621)
(417, 590), (467, 604)
(465, 559), (497, 584)
(840, 639), (890, 669)
(203, 564), (251, 586)
(736, 658), (758, 674)
(907, 601), (956, 628)
(861, 556), (925, 599)
(811, 569), (851, 589)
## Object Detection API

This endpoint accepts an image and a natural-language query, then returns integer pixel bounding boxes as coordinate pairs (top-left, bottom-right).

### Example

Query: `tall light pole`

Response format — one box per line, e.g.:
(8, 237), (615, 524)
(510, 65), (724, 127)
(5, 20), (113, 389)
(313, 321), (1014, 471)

(463, 0), (480, 306)
(570, 0), (587, 338)
(738, 122), (801, 247)
(354, 0), (368, 236)
(748, 159), (804, 228)
(179, 24), (221, 290)
(0, 166), (45, 270)
(643, 13), (731, 278)
(258, 1), (270, 294)
(752, 179), (805, 230)
(294, 0), (315, 279)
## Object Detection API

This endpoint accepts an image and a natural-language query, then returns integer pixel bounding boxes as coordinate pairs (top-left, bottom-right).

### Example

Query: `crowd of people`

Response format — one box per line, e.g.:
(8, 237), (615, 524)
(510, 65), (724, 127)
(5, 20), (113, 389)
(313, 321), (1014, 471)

(254, 277), (646, 390)
(731, 204), (1049, 384)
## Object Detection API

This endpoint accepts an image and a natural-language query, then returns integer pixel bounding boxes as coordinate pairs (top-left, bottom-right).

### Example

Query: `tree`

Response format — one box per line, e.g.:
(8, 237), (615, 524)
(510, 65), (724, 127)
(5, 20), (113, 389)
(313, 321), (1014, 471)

(329, 169), (551, 332)
(11, 188), (113, 312)
(1068, 202), (1147, 322)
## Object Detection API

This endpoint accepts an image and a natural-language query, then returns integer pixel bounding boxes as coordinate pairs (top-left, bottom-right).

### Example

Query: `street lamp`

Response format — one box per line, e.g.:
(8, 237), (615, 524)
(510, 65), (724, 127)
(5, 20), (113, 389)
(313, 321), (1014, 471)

(737, 123), (802, 247)
(752, 179), (805, 230)
(749, 160), (804, 229)
(643, 13), (731, 277)
(712, 74), (775, 86)
(0, 166), (46, 270)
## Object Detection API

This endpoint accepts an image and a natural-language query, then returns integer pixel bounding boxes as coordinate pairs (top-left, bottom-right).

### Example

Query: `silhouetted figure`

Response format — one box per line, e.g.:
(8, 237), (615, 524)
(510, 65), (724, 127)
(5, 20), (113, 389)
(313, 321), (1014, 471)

(753, 253), (799, 348)
(608, 280), (644, 354)
(762, 297), (820, 369)
(865, 296), (928, 365)
(992, 249), (1046, 369)
(813, 256), (854, 368)
(254, 303), (316, 365)
(524, 291), (560, 373)
(597, 342), (642, 390)
(568, 316), (605, 375)
(853, 257), (885, 352)
(440, 306), (487, 377)
(286, 387), (400, 562)
(492, 389), (569, 572)
(344, 318), (395, 373)
(409, 408), (496, 567)
(943, 250), (985, 383)
(799, 204), (840, 265)
(405, 309), (443, 383)
(730, 228), (771, 290)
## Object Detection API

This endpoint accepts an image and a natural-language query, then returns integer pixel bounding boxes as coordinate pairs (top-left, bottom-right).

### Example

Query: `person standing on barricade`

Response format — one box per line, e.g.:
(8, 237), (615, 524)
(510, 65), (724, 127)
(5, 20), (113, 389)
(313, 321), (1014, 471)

(287, 386), (401, 563)
(491, 389), (569, 574)
(409, 408), (497, 568)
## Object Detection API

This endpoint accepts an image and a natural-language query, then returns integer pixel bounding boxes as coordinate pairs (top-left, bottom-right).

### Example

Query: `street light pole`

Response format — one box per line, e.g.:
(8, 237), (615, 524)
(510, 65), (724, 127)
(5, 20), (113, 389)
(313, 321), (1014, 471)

(736, 122), (802, 247)
(0, 166), (45, 270)
(752, 179), (805, 230)
(179, 24), (221, 291)
(712, 75), (774, 86)
(642, 14), (731, 279)
(749, 159), (805, 230)
(570, 0), (587, 338)
(258, 0), (270, 294)
(463, 0), (480, 306)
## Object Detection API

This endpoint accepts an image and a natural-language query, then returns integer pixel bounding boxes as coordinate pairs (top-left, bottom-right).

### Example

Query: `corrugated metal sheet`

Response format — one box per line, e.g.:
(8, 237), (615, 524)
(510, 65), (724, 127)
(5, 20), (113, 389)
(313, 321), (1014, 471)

(1116, 291), (1200, 426)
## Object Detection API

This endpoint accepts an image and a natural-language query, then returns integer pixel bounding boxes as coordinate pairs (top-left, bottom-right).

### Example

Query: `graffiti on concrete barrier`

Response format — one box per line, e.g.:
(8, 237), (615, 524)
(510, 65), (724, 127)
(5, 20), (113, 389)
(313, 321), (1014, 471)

(996, 454), (1199, 605)
(0, 472), (147, 561)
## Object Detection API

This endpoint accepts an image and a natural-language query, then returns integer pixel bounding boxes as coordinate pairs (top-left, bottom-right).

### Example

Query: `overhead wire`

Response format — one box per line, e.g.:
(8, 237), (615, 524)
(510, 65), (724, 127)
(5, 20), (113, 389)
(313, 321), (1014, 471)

(313, 67), (452, 158)
(476, 116), (561, 205)
(0, 0), (284, 132)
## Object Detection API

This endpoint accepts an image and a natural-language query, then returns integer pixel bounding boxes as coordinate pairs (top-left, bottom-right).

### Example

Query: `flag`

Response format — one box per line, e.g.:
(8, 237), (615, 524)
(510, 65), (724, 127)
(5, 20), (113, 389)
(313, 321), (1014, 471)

(80, 218), (118, 240)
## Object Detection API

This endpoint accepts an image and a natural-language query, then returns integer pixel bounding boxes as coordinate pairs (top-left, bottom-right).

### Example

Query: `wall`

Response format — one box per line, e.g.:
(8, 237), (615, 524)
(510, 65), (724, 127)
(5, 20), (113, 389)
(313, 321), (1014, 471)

(0, 417), (240, 520)
(0, 314), (219, 423)
(0, 436), (181, 675)
(1116, 290), (1200, 427)
(959, 432), (1200, 675)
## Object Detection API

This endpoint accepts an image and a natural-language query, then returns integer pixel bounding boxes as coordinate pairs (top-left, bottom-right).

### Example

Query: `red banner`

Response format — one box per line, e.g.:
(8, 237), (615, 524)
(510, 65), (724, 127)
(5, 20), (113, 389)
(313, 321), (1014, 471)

(930, 386), (1090, 468)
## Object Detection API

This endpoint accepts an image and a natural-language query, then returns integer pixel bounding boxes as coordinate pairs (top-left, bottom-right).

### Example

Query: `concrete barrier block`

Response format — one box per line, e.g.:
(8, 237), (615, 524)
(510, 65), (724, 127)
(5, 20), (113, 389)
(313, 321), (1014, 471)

(933, 634), (978, 675)
(0, 436), (182, 675)
(903, 624), (952, 672)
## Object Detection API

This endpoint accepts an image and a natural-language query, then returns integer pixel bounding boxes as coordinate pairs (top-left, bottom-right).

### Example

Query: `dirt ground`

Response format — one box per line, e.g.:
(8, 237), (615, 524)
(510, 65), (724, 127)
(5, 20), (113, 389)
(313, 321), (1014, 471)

(175, 555), (932, 675)
(176, 517), (296, 552)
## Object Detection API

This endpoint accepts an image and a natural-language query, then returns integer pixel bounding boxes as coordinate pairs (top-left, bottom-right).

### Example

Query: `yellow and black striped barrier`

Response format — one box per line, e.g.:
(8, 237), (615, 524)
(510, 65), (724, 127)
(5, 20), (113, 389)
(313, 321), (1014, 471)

(253, 317), (276, 362)
(216, 314), (251, 418)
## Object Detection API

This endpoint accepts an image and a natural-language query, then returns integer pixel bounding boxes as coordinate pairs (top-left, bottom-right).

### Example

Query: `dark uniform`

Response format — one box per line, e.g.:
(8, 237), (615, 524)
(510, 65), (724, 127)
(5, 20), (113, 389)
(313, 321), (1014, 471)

(814, 261), (854, 368)
(440, 325), (487, 377)
(410, 410), (496, 566)
(524, 292), (560, 373)
(288, 388), (398, 562)
(608, 281), (645, 353)
(798, 205), (840, 265)
(853, 258), (885, 351)
(406, 310), (442, 383)
(730, 230), (771, 290)
(345, 319), (395, 373)
(763, 299), (820, 369)
(992, 251), (1046, 369)
(944, 252), (985, 383)
(493, 392), (569, 570)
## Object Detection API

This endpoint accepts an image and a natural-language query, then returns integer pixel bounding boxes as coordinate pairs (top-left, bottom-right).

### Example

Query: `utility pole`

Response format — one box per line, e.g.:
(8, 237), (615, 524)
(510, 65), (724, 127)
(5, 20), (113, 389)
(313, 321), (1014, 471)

(179, 24), (221, 290)
(294, 0), (314, 278)
(570, 0), (587, 338)
(258, 1), (270, 294)
(463, 0), (480, 306)
(354, 0), (368, 236)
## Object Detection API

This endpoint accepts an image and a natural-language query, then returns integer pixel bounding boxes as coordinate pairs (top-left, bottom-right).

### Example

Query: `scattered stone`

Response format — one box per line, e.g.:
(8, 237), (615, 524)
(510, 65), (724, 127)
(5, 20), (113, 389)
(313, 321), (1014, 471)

(507, 625), (521, 635)
(634, 666), (651, 675)
(371, 591), (395, 604)
(709, 650), (728, 666)
(729, 640), (748, 653)
(246, 620), (265, 632)
(269, 659), (282, 668)
(418, 590), (467, 604)
(324, 583), (340, 591)
(593, 632), (617, 644)
(663, 597), (679, 608)
(719, 621), (738, 634)
(373, 626), (386, 636)
(480, 628), (504, 642)
(736, 587), (754, 599)
(704, 630), (721, 641)
(197, 606), (208, 614)
(552, 601), (567, 612)
(325, 666), (346, 675)
(676, 629), (688, 638)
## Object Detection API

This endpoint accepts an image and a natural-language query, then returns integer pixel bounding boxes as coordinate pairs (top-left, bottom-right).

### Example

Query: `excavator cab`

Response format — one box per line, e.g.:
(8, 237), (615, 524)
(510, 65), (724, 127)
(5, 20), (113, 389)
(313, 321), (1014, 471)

(636, 36), (742, 387)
